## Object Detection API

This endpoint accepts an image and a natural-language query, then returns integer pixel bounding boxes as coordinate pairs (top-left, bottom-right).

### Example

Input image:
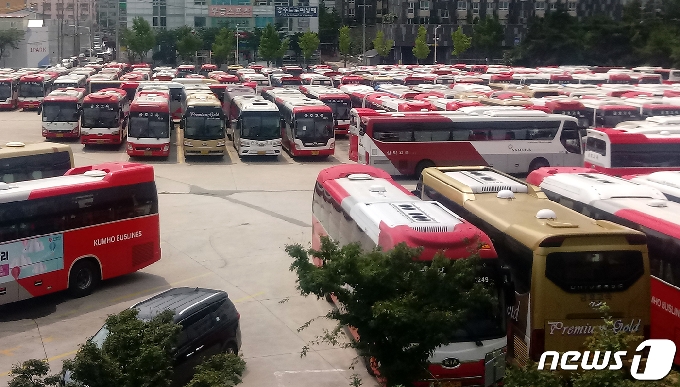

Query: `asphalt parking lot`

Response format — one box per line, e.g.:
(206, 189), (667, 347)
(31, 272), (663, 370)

(0, 109), (417, 387)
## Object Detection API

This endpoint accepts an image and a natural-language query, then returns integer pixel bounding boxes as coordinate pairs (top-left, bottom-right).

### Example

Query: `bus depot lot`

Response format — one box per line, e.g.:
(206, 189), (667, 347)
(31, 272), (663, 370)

(0, 110), (398, 387)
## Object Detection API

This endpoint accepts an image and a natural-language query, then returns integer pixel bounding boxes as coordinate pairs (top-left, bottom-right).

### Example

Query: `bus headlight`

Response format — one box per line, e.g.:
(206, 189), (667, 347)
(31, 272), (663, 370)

(71, 127), (79, 133)
(127, 143), (133, 151)
(273, 139), (281, 146)
(81, 129), (89, 135)
(112, 130), (120, 135)
(240, 139), (250, 147)
(42, 127), (47, 134)
(162, 144), (169, 152)
(216, 140), (225, 147)
(183, 140), (193, 147)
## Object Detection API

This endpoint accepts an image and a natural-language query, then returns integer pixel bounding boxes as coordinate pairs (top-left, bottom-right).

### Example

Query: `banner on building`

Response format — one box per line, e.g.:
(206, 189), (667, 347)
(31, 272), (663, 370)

(209, 5), (253, 17)
(274, 6), (318, 17)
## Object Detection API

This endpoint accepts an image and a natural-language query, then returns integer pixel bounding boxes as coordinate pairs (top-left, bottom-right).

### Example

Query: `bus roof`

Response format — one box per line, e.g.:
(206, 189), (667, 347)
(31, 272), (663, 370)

(626, 171), (680, 200)
(0, 142), (72, 161)
(186, 93), (221, 107)
(590, 127), (680, 143)
(130, 93), (170, 112)
(44, 88), (85, 102)
(84, 89), (126, 103)
(0, 162), (153, 204)
(420, 166), (644, 250)
(232, 95), (278, 112)
(316, 164), (496, 260)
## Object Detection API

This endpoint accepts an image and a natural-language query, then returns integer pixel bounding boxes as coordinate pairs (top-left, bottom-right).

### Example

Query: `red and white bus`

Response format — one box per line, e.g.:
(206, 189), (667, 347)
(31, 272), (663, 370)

(357, 110), (582, 176)
(312, 164), (506, 387)
(300, 73), (333, 86)
(177, 64), (196, 78)
(0, 75), (19, 109)
(529, 99), (590, 129)
(581, 99), (642, 127)
(278, 97), (335, 157)
(230, 95), (282, 157)
(334, 75), (369, 87)
(299, 85), (352, 135)
(584, 127), (680, 175)
(0, 162), (161, 305)
(40, 88), (85, 139)
(18, 73), (56, 109)
(416, 96), (483, 111)
(339, 85), (380, 108)
(620, 98), (680, 118)
(80, 89), (128, 145)
(625, 171), (680, 203)
(365, 94), (435, 112)
(127, 92), (172, 158)
(270, 74), (303, 89)
(526, 168), (680, 365)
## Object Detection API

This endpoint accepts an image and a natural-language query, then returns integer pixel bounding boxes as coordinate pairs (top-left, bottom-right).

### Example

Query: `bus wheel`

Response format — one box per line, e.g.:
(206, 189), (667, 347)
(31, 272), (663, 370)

(528, 158), (549, 173)
(415, 160), (435, 177)
(68, 260), (100, 298)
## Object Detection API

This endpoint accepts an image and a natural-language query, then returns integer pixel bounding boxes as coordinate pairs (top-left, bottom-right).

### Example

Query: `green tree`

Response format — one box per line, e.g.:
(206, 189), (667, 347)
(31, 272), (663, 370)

(339, 25), (352, 66)
(8, 359), (60, 387)
(451, 26), (472, 60)
(472, 16), (504, 59)
(212, 27), (236, 66)
(121, 17), (155, 63)
(185, 353), (246, 387)
(287, 237), (497, 387)
(259, 24), (289, 66)
(372, 30), (394, 64)
(153, 28), (179, 65)
(198, 27), (220, 51)
(298, 31), (320, 65)
(412, 25), (430, 63)
(243, 27), (263, 62)
(0, 28), (24, 66)
(176, 26), (204, 63)
(318, 1), (342, 45)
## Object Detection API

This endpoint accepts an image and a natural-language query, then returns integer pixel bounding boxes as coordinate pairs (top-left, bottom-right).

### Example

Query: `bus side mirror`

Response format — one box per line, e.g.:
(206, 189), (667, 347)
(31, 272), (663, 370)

(504, 282), (516, 306)
(37, 105), (41, 115)
(179, 120), (184, 129)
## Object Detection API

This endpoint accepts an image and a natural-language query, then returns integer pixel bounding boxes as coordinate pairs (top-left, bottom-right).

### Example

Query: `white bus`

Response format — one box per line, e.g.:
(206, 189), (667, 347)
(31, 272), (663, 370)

(357, 109), (582, 176)
(230, 95), (282, 157)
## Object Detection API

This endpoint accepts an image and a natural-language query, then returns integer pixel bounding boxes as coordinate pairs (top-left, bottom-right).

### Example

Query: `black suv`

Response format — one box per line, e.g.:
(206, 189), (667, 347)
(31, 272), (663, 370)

(66, 287), (241, 386)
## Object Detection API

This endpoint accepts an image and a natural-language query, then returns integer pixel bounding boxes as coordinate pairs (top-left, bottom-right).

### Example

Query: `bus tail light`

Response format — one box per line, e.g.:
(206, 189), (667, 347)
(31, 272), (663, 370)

(625, 234), (647, 245)
(539, 236), (565, 247)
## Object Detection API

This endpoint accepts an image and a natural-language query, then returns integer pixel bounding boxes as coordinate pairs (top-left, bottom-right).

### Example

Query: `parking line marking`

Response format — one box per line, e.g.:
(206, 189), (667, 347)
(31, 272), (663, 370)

(232, 291), (264, 303)
(0, 350), (79, 377)
(177, 126), (185, 164)
(274, 369), (345, 387)
(111, 272), (213, 303)
(0, 346), (20, 356)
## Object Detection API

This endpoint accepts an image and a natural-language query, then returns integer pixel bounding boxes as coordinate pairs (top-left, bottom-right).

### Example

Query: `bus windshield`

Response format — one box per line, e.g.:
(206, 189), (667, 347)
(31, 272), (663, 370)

(294, 113), (333, 142)
(241, 113), (280, 140)
(42, 102), (79, 122)
(326, 100), (351, 120)
(82, 104), (120, 128)
(546, 250), (644, 292)
(0, 83), (12, 99)
(451, 262), (506, 342)
(598, 111), (640, 127)
(19, 82), (44, 97)
(129, 113), (170, 139)
(611, 143), (680, 168)
(185, 108), (224, 140)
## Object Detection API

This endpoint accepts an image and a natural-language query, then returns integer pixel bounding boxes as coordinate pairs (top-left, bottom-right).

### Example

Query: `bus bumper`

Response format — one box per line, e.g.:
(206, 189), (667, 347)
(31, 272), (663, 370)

(81, 133), (122, 145)
(127, 143), (170, 157)
(0, 101), (15, 109)
(335, 123), (350, 136)
(19, 101), (41, 110)
(44, 131), (80, 139)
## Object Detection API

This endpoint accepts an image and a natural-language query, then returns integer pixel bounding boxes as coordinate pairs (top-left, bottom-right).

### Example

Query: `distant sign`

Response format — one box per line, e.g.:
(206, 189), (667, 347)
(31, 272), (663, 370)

(209, 5), (253, 17)
(275, 6), (318, 17)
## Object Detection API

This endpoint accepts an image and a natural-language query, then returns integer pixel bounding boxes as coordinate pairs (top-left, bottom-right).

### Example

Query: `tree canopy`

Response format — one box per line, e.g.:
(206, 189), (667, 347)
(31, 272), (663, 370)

(298, 31), (320, 64)
(0, 28), (23, 65)
(472, 16), (504, 59)
(287, 237), (497, 387)
(452, 26), (472, 59)
(412, 25), (430, 63)
(258, 24), (289, 65)
(121, 17), (155, 63)
(176, 26), (204, 63)
(212, 27), (236, 65)
(339, 25), (352, 66)
(373, 30), (394, 63)
(318, 1), (342, 45)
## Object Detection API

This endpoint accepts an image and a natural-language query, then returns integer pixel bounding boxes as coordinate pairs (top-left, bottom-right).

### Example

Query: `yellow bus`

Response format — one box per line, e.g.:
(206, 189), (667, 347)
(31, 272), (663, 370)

(180, 93), (226, 156)
(418, 166), (650, 366)
(0, 141), (74, 183)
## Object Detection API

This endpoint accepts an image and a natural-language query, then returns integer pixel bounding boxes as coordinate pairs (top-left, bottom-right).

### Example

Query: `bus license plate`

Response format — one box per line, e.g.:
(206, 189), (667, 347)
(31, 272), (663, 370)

(442, 382), (461, 387)
(56, 133), (63, 137)
(144, 150), (152, 156)
(96, 140), (104, 144)
(201, 150), (209, 155)
(258, 151), (266, 155)
(311, 151), (319, 155)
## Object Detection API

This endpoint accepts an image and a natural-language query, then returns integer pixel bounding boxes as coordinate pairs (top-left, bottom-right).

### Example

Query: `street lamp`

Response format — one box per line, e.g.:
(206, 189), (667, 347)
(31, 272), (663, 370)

(357, 1), (372, 66)
(235, 24), (239, 66)
(434, 25), (441, 65)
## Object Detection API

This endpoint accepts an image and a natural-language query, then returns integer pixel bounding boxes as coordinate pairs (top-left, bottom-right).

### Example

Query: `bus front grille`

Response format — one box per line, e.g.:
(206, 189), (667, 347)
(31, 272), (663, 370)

(513, 335), (529, 368)
(479, 185), (513, 193)
(132, 242), (155, 267)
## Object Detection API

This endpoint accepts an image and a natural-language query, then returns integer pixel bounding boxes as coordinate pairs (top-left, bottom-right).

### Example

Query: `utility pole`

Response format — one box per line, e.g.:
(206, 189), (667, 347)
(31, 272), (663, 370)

(114, 0), (119, 60)
(74, 0), (79, 57)
(357, 1), (371, 66)
(434, 24), (440, 64)
(235, 24), (239, 65)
